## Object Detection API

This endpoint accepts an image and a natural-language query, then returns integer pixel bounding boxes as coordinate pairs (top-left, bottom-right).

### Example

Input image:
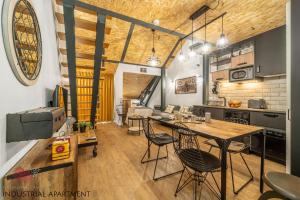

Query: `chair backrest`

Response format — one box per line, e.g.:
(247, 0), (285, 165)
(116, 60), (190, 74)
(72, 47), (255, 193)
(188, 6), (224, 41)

(172, 122), (200, 155)
(142, 118), (155, 140)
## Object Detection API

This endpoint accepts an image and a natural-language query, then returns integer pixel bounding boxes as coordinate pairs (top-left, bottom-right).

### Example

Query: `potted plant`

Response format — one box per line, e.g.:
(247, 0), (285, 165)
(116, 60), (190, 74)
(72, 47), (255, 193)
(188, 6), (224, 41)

(77, 121), (92, 133)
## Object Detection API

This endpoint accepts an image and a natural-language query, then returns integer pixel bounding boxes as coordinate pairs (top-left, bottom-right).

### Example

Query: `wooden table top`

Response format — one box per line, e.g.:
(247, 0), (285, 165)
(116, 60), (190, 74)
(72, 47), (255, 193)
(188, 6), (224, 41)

(6, 135), (77, 179)
(150, 117), (264, 141)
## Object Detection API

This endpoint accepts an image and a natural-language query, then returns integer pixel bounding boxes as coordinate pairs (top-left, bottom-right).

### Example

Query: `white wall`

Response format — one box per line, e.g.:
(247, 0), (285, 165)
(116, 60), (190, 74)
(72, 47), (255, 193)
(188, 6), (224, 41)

(165, 41), (204, 106)
(114, 63), (161, 124)
(0, 0), (61, 189)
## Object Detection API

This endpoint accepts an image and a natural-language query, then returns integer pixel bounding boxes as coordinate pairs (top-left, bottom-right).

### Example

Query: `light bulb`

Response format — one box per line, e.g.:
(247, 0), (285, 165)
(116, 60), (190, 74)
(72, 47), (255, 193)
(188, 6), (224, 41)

(217, 33), (229, 49)
(189, 50), (196, 57)
(201, 42), (211, 54)
(178, 52), (186, 62)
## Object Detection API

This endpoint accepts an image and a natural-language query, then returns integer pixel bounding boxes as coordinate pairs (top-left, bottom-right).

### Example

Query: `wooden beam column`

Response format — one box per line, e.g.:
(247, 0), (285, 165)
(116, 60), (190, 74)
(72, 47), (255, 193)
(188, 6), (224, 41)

(90, 14), (106, 124)
(63, 0), (77, 119)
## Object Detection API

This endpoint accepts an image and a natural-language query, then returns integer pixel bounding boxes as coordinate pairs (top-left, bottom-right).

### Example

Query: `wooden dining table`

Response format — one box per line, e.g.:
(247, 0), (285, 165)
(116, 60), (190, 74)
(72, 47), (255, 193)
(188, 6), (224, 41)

(148, 116), (266, 200)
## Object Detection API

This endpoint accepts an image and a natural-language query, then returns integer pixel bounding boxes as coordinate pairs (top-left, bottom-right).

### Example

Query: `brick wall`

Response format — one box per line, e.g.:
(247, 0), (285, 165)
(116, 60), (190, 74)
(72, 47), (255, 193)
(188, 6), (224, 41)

(209, 75), (287, 111)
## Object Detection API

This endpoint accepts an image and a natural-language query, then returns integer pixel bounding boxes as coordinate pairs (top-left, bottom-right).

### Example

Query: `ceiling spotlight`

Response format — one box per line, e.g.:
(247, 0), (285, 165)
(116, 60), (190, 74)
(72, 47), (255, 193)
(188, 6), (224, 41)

(201, 42), (211, 54)
(147, 29), (161, 67)
(216, 15), (229, 49)
(178, 40), (186, 62)
(153, 19), (160, 26)
(200, 11), (211, 55)
(189, 50), (196, 57)
(178, 52), (186, 62)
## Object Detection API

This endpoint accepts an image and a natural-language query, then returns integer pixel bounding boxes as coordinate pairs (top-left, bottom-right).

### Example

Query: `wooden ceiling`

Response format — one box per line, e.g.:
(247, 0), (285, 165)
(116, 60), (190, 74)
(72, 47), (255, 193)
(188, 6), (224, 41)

(53, 0), (286, 73)
(123, 73), (154, 99)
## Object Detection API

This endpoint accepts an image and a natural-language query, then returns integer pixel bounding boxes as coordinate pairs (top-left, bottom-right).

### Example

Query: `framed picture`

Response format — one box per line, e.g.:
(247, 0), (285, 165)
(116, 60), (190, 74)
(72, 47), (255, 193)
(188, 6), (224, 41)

(175, 76), (197, 94)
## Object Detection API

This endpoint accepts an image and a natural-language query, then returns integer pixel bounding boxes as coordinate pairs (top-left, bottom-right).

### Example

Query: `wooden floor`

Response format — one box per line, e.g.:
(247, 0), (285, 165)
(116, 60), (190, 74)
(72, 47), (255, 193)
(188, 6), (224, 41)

(77, 123), (285, 200)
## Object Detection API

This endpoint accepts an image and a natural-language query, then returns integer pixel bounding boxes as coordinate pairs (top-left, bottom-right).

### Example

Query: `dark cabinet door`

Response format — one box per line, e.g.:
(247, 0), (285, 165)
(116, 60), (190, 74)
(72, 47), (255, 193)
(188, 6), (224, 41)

(204, 107), (224, 120)
(255, 26), (286, 76)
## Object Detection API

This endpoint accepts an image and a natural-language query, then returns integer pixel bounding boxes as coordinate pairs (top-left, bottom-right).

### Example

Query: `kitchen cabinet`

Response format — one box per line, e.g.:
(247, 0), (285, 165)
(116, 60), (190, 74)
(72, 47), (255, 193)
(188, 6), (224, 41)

(192, 106), (224, 120)
(211, 69), (228, 82)
(231, 52), (254, 68)
(250, 111), (286, 130)
(255, 26), (286, 76)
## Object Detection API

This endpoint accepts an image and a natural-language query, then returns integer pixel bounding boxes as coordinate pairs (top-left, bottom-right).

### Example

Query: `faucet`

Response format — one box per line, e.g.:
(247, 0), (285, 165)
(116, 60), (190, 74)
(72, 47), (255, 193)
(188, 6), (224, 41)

(219, 96), (227, 107)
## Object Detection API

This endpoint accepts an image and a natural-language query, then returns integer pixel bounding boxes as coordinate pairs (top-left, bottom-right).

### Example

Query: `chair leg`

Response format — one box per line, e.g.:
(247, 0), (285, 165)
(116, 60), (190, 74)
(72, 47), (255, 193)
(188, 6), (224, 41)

(193, 173), (198, 200)
(229, 152), (254, 194)
(166, 145), (169, 158)
(141, 142), (167, 164)
(153, 146), (183, 181)
(175, 166), (186, 197)
(258, 190), (285, 200)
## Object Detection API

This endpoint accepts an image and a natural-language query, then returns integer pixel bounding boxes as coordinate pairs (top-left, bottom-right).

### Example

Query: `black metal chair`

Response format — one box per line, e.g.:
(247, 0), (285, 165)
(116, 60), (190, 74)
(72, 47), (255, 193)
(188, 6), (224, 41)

(204, 118), (254, 195)
(141, 118), (182, 181)
(172, 122), (221, 200)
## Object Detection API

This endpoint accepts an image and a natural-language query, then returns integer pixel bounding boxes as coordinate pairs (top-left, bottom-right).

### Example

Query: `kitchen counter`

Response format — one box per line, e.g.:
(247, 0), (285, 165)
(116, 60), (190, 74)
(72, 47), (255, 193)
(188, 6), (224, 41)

(200, 105), (286, 114)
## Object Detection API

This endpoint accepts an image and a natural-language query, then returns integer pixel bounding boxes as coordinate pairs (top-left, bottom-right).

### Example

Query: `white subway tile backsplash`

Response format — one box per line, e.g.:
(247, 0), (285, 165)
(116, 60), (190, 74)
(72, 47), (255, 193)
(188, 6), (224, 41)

(209, 76), (287, 111)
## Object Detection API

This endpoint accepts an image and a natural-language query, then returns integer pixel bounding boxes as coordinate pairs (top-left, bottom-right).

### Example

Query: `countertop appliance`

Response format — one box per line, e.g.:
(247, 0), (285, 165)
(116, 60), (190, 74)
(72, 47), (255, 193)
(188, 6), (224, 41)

(6, 107), (66, 142)
(229, 66), (255, 82)
(248, 99), (267, 109)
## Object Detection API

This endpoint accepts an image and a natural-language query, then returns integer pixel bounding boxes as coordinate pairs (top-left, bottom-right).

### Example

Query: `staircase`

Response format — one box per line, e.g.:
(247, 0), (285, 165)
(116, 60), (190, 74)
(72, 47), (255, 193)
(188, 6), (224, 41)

(138, 76), (161, 106)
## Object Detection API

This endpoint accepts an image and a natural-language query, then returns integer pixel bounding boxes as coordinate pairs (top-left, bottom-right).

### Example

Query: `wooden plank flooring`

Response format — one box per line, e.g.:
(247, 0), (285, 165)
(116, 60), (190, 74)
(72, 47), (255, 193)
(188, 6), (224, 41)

(77, 123), (285, 200)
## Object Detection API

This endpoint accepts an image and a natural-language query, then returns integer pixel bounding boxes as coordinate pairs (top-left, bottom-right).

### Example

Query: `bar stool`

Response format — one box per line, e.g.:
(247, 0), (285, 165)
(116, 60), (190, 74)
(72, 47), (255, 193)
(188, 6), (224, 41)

(259, 172), (300, 200)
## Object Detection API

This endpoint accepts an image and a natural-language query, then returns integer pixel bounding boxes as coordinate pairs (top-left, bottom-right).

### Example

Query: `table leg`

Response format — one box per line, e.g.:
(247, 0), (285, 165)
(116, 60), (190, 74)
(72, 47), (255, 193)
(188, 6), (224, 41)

(217, 139), (229, 200)
(260, 130), (266, 193)
(147, 118), (150, 158)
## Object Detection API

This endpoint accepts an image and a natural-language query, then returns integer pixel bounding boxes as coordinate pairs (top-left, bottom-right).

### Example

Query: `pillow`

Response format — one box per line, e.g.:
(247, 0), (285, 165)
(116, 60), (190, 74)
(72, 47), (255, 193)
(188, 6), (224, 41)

(164, 105), (175, 114)
(179, 106), (190, 113)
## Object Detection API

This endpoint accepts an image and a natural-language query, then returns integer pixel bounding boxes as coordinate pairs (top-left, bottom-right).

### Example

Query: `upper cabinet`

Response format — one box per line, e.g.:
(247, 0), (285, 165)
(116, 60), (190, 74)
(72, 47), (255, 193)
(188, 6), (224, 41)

(231, 52), (254, 68)
(254, 26), (286, 76)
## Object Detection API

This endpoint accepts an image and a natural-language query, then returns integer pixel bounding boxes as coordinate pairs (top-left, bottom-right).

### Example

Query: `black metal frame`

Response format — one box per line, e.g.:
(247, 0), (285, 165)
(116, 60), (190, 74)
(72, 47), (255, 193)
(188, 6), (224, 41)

(90, 14), (106, 124)
(121, 23), (135, 62)
(149, 116), (266, 200)
(172, 122), (221, 200)
(63, 0), (78, 119)
(140, 118), (182, 181)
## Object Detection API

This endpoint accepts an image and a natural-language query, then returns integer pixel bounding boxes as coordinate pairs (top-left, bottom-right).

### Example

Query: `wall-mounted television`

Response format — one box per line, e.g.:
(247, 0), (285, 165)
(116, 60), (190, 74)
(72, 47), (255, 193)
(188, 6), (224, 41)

(53, 85), (68, 116)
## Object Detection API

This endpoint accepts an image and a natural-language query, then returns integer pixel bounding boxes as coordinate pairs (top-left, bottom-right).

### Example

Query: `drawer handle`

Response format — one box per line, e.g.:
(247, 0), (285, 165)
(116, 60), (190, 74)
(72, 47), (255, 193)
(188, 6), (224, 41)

(238, 62), (247, 66)
(263, 113), (279, 118)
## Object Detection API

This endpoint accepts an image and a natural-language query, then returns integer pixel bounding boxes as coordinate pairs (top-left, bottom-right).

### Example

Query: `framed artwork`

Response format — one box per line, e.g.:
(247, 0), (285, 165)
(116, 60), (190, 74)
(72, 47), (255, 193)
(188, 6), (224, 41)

(175, 76), (197, 94)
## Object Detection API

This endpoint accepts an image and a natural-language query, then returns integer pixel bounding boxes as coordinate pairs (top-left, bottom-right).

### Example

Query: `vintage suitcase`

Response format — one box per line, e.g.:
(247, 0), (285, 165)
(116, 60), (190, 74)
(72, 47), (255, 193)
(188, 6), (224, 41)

(6, 107), (66, 142)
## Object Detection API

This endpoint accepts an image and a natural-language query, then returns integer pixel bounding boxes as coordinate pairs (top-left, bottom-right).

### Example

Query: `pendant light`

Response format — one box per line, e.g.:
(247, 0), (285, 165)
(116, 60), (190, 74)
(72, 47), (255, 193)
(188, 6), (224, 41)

(147, 29), (161, 67)
(178, 40), (186, 62)
(216, 15), (229, 49)
(201, 11), (211, 54)
(189, 19), (196, 57)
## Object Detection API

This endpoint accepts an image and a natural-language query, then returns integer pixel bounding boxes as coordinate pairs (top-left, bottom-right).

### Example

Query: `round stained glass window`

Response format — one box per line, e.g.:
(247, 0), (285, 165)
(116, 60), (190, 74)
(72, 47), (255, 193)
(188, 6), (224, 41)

(2, 0), (42, 86)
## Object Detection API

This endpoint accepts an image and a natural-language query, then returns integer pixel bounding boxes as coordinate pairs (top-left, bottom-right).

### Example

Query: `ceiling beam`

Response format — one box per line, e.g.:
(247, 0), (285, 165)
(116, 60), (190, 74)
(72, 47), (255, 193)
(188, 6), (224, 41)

(63, 0), (78, 120)
(104, 59), (161, 69)
(59, 49), (107, 60)
(74, 0), (185, 38)
(120, 23), (135, 62)
(90, 14), (106, 124)
(162, 39), (181, 67)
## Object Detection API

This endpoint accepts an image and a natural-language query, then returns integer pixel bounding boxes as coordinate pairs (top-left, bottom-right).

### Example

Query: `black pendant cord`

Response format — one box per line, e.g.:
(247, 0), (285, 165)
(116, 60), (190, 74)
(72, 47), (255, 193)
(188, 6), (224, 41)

(152, 29), (155, 54)
(204, 11), (207, 43)
(221, 15), (224, 34)
(191, 19), (194, 45)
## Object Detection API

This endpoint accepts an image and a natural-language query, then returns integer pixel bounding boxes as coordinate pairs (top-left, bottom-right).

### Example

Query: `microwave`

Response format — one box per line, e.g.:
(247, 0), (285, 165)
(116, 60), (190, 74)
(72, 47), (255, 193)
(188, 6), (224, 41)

(229, 66), (255, 82)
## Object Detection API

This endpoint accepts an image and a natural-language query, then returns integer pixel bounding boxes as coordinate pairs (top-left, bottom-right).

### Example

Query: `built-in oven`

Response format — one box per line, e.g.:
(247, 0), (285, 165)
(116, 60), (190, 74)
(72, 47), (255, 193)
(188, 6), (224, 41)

(250, 129), (286, 164)
(229, 66), (255, 82)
